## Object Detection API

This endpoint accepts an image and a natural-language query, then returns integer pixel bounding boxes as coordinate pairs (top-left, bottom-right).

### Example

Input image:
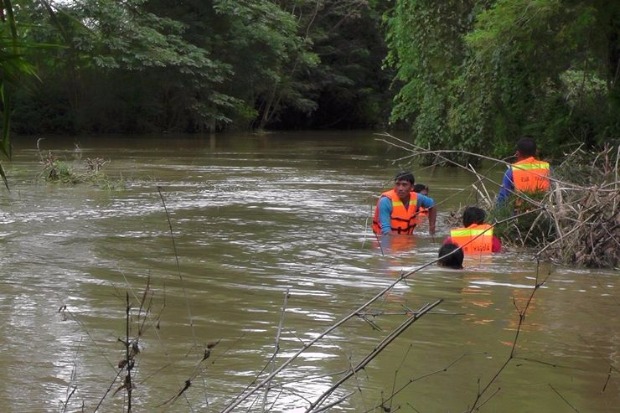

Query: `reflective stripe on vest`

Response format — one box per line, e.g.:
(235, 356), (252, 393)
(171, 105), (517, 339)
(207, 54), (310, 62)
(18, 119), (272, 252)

(372, 190), (419, 235)
(450, 224), (493, 254)
(511, 157), (550, 193)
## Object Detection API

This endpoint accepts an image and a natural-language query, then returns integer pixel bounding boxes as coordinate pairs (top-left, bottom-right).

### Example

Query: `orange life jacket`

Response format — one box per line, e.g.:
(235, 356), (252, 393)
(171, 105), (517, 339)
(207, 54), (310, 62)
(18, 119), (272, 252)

(450, 224), (493, 254)
(511, 157), (550, 193)
(372, 190), (419, 235)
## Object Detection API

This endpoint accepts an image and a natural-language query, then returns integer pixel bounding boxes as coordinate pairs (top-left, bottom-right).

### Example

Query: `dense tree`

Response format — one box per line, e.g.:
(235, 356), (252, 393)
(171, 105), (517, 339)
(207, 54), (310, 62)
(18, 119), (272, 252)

(203, 0), (320, 130)
(6, 0), (619, 149)
(8, 0), (392, 134)
(385, 0), (477, 156)
(14, 0), (235, 133)
(272, 0), (394, 129)
(386, 0), (620, 160)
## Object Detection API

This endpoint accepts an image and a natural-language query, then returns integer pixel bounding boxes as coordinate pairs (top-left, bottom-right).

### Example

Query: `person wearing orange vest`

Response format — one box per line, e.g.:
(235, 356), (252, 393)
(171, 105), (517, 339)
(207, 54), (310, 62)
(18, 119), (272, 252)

(413, 183), (430, 217)
(372, 171), (437, 236)
(497, 137), (550, 206)
(443, 206), (502, 253)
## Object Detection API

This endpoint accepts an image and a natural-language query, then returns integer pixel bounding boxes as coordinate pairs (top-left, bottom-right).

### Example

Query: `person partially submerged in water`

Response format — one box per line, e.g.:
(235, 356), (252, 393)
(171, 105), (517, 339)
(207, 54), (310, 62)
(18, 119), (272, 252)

(437, 242), (464, 269)
(413, 183), (430, 217)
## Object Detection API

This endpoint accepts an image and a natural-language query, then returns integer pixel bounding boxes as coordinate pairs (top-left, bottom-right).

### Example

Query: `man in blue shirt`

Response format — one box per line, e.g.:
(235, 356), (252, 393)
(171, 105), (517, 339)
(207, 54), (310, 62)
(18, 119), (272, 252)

(372, 171), (437, 236)
(497, 137), (550, 206)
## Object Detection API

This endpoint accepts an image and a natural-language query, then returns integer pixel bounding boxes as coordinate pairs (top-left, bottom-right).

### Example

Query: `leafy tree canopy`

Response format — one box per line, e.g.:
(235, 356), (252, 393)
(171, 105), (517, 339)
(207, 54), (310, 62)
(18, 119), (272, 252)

(8, 0), (392, 134)
(386, 0), (620, 161)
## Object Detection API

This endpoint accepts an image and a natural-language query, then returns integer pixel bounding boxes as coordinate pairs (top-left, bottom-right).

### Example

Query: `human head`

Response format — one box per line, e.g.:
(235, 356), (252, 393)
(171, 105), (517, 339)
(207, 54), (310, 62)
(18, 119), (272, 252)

(438, 243), (464, 269)
(394, 170), (415, 185)
(516, 137), (537, 159)
(462, 206), (486, 227)
(394, 170), (415, 202)
(413, 183), (428, 195)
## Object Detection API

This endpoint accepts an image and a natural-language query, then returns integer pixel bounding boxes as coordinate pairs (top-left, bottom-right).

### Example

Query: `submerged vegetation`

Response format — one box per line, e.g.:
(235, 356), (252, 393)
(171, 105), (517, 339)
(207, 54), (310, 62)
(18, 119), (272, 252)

(38, 143), (124, 189)
(0, 2), (615, 410)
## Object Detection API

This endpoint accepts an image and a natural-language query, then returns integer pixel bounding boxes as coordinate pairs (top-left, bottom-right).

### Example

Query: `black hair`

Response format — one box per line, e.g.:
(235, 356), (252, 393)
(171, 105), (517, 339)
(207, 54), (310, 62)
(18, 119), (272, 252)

(438, 243), (464, 269)
(413, 183), (428, 193)
(516, 136), (537, 157)
(462, 206), (486, 227)
(394, 170), (415, 184)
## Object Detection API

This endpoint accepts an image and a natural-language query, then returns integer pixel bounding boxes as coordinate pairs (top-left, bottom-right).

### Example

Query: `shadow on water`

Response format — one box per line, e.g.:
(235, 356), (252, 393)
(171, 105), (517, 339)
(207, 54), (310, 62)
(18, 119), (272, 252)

(0, 131), (617, 412)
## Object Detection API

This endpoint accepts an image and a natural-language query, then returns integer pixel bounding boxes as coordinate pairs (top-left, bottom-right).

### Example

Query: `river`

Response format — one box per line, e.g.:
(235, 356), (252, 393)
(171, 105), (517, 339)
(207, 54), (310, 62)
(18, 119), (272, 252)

(0, 131), (618, 412)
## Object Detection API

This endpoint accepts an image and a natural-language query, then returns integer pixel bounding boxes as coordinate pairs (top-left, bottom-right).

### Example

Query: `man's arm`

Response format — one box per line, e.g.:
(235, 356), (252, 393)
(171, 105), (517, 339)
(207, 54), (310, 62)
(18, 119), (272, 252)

(417, 194), (436, 235)
(427, 206), (437, 235)
(378, 196), (392, 235)
(496, 169), (514, 205)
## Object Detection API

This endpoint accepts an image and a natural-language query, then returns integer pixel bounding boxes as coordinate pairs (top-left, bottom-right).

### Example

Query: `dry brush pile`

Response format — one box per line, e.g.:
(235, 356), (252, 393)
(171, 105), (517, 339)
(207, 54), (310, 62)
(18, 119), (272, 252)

(536, 144), (620, 268)
(473, 144), (619, 268)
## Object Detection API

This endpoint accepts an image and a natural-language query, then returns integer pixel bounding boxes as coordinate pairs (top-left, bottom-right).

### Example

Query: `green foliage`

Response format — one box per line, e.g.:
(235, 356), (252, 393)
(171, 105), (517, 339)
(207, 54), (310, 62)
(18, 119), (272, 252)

(270, 1), (394, 129)
(490, 193), (556, 247)
(40, 151), (77, 183)
(14, 0), (237, 133)
(4, 0), (394, 134)
(385, 0), (479, 162)
(386, 0), (620, 161)
(210, 0), (321, 129)
(0, 0), (45, 189)
(63, 0), (212, 71)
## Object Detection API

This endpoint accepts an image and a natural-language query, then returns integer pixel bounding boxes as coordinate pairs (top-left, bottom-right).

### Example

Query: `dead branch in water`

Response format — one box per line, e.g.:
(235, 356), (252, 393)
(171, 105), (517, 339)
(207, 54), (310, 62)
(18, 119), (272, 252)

(262, 289), (290, 411)
(466, 261), (551, 412)
(306, 299), (442, 412)
(221, 249), (453, 413)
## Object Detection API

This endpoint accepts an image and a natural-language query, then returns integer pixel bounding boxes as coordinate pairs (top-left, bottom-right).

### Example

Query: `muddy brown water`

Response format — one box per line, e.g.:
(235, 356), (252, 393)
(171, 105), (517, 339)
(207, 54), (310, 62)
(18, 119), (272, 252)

(0, 131), (617, 412)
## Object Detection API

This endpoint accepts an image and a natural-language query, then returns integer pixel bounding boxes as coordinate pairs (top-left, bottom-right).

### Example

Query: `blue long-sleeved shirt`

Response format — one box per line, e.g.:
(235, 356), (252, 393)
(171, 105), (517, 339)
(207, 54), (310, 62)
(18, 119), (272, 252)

(378, 194), (435, 235)
(496, 168), (514, 205)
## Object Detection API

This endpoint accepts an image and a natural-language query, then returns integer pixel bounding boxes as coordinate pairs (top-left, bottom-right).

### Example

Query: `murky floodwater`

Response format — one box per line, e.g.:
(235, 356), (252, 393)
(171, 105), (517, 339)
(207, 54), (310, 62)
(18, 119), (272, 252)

(0, 131), (618, 412)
